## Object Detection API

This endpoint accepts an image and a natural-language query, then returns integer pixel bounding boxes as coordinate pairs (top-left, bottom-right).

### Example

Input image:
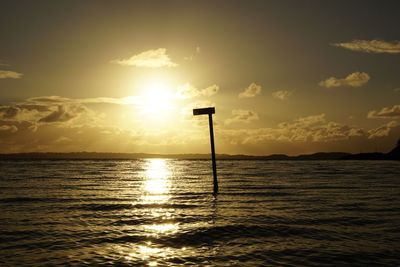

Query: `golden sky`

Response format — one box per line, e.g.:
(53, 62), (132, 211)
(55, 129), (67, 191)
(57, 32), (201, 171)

(0, 1), (399, 155)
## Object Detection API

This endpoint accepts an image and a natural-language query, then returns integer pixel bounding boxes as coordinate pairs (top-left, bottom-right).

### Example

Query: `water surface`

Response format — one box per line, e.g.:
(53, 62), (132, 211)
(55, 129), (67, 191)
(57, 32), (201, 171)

(1, 159), (399, 266)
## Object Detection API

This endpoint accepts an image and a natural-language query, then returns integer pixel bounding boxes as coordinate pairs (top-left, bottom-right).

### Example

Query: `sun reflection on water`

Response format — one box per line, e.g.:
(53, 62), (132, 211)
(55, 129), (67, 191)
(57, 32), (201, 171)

(142, 159), (171, 204)
(125, 159), (180, 265)
(144, 223), (179, 235)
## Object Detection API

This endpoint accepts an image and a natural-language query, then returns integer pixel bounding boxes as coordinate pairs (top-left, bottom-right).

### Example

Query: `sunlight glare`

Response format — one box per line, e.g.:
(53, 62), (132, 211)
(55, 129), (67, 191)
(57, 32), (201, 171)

(138, 80), (176, 119)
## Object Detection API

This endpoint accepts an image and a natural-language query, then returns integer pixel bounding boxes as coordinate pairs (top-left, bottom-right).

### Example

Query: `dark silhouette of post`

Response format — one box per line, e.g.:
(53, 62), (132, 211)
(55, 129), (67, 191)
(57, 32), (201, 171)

(193, 107), (218, 194)
(208, 112), (218, 194)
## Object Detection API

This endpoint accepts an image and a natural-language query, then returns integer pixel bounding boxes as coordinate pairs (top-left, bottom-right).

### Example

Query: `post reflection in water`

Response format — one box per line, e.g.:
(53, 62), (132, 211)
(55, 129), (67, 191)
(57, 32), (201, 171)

(126, 159), (180, 266)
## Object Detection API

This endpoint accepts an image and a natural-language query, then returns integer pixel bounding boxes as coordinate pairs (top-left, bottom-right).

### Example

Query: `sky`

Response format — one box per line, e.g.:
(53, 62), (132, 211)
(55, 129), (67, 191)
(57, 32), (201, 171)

(0, 0), (399, 155)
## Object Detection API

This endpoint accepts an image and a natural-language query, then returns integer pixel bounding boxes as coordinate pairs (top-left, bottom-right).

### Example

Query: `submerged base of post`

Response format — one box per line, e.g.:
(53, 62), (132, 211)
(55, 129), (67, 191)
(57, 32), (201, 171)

(212, 147), (218, 195)
(213, 178), (218, 195)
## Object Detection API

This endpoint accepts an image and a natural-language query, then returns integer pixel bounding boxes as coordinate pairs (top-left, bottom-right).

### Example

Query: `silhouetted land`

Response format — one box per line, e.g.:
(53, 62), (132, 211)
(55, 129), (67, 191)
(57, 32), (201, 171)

(1, 141), (399, 160)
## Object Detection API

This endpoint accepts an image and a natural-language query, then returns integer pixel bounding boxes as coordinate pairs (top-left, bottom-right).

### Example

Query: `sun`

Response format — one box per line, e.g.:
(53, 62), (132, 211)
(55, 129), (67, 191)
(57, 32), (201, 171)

(138, 80), (176, 119)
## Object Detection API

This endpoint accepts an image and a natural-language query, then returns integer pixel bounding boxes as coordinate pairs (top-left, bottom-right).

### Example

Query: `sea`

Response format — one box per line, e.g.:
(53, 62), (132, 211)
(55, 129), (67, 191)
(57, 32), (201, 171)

(0, 159), (399, 266)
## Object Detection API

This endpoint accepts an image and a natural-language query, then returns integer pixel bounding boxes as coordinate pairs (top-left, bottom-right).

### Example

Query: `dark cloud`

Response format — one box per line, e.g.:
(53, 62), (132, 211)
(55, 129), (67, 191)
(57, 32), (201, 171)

(0, 119), (37, 138)
(0, 106), (20, 119)
(17, 104), (52, 112)
(38, 105), (83, 123)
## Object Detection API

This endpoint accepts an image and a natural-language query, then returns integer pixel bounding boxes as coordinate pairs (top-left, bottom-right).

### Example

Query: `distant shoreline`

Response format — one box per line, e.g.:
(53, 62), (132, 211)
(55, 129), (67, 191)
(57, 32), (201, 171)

(0, 151), (398, 160)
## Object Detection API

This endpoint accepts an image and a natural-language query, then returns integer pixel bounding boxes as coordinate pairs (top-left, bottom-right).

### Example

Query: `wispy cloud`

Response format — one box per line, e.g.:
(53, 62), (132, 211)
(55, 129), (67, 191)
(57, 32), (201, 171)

(225, 109), (259, 125)
(177, 83), (219, 99)
(367, 105), (400, 119)
(272, 90), (292, 100)
(27, 95), (140, 105)
(238, 83), (262, 98)
(333, 39), (400, 54)
(112, 48), (178, 68)
(319, 72), (370, 88)
(0, 60), (10, 67)
(184, 46), (201, 61)
(0, 70), (23, 79)
(27, 96), (71, 103)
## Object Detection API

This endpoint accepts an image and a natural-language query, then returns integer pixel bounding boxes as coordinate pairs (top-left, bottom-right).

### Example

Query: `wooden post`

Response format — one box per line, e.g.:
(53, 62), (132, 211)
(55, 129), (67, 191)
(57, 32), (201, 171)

(208, 113), (218, 194)
(193, 107), (218, 195)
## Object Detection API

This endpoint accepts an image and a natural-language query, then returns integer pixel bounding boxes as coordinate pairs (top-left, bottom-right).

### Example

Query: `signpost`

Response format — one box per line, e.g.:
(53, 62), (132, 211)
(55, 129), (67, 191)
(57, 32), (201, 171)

(193, 107), (218, 195)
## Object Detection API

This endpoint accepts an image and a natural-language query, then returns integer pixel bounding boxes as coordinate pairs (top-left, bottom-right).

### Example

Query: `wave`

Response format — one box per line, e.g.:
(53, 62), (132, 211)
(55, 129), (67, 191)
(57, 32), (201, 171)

(73, 203), (200, 211)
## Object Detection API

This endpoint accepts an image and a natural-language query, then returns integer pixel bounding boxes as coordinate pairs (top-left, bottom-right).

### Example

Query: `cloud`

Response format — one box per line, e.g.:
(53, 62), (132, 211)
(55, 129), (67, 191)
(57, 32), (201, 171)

(81, 96), (140, 105)
(0, 106), (20, 119)
(368, 121), (399, 139)
(27, 96), (71, 103)
(1, 93), (398, 154)
(319, 72), (370, 88)
(0, 104), (50, 122)
(184, 46), (201, 61)
(177, 83), (198, 98)
(0, 119), (37, 136)
(238, 83), (262, 98)
(272, 90), (292, 100)
(54, 136), (72, 143)
(38, 105), (85, 123)
(0, 60), (10, 67)
(112, 48), (178, 68)
(180, 100), (216, 124)
(333, 39), (400, 54)
(200, 84), (219, 97)
(0, 95), (218, 153)
(221, 114), (365, 145)
(367, 105), (400, 119)
(0, 96), (100, 126)
(0, 70), (23, 79)
(177, 83), (219, 98)
(225, 109), (259, 125)
(28, 95), (139, 105)
(285, 114), (326, 127)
